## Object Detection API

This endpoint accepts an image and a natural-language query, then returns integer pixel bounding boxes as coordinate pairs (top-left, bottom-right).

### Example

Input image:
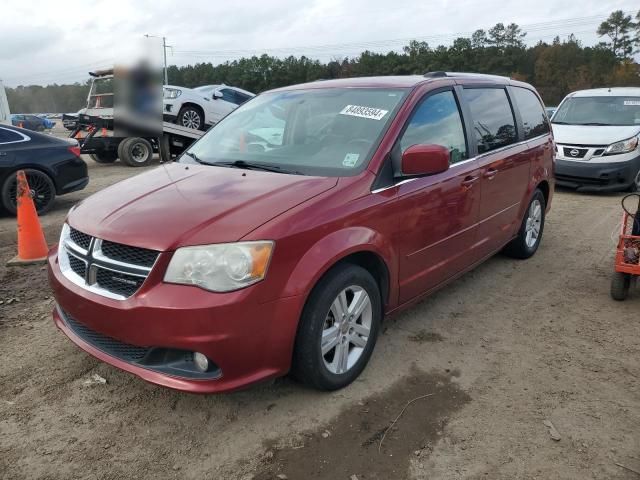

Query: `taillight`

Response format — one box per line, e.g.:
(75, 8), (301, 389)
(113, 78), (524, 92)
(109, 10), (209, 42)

(68, 145), (81, 157)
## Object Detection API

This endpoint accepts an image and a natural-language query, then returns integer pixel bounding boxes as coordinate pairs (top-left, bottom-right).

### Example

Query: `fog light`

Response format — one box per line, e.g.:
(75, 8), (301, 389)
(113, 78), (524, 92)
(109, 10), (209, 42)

(193, 352), (209, 372)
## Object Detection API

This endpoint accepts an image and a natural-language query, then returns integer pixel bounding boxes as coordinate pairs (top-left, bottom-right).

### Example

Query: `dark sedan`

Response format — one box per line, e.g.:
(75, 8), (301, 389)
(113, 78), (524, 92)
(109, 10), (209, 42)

(0, 124), (88, 215)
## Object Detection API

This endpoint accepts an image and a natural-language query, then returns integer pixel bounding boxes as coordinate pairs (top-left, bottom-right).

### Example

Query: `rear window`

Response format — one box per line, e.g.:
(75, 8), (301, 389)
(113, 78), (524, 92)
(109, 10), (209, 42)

(552, 96), (640, 126)
(463, 88), (517, 154)
(512, 87), (550, 139)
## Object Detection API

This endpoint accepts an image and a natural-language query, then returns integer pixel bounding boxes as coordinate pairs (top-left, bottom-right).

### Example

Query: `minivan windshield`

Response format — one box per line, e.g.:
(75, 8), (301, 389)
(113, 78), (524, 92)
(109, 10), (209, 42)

(552, 96), (640, 126)
(185, 87), (407, 176)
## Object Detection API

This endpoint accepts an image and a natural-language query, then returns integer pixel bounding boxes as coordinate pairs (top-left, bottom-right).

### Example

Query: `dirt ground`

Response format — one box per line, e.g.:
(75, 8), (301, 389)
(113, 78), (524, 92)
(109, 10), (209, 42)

(0, 140), (639, 479)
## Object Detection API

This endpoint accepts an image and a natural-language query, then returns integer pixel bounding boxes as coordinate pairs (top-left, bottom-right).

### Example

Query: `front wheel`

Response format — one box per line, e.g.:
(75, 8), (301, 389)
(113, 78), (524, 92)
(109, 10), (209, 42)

(292, 264), (381, 391)
(611, 272), (631, 301)
(177, 106), (204, 130)
(503, 189), (546, 259)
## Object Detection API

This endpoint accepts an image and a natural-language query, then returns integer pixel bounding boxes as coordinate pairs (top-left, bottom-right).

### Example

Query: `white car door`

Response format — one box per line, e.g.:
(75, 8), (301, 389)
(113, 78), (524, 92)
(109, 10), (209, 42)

(210, 88), (239, 122)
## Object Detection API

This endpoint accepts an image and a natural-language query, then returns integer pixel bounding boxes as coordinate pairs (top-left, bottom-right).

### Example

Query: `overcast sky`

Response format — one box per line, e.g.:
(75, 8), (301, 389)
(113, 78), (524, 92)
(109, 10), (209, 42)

(0, 0), (637, 87)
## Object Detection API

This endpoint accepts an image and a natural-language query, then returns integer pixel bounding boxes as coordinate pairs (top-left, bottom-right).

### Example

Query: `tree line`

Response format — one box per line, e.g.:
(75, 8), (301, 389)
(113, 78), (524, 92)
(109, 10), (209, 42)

(6, 10), (640, 113)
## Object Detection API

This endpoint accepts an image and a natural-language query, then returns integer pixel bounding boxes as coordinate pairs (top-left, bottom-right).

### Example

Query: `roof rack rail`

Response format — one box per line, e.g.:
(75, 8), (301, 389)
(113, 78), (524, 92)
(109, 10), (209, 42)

(423, 71), (447, 78)
(423, 71), (511, 81)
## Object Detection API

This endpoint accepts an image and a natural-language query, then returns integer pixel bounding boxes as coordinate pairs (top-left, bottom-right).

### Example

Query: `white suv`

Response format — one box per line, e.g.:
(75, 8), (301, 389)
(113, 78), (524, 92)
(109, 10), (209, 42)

(163, 84), (254, 130)
(552, 87), (640, 192)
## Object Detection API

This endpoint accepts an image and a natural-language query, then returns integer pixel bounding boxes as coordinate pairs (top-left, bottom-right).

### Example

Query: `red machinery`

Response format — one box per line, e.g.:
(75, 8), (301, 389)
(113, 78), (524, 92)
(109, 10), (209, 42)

(611, 194), (640, 301)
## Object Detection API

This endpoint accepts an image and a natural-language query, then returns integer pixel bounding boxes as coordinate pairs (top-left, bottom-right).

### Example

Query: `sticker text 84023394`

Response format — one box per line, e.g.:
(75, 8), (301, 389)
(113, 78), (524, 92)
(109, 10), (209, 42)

(340, 105), (389, 121)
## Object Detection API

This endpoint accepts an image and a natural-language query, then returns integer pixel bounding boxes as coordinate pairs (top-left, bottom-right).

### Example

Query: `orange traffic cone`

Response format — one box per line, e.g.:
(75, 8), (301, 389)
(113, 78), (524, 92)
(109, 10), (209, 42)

(7, 170), (49, 266)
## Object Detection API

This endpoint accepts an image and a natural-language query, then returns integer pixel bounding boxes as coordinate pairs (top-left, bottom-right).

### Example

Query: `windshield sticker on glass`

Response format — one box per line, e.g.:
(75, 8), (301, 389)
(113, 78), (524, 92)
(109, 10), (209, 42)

(340, 105), (388, 120)
(342, 153), (360, 167)
(624, 100), (640, 106)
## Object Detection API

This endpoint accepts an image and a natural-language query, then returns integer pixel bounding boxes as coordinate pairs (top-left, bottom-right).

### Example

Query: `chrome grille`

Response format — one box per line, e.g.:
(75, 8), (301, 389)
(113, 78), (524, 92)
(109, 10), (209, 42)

(69, 227), (91, 250)
(68, 253), (87, 278)
(59, 224), (159, 300)
(101, 240), (158, 268)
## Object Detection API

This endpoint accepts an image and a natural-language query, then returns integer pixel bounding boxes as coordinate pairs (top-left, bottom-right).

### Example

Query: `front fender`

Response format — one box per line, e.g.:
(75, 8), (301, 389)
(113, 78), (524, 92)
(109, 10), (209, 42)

(281, 226), (399, 309)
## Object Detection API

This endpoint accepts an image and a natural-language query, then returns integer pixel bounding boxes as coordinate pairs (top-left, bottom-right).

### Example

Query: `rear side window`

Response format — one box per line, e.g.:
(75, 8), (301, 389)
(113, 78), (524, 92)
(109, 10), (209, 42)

(399, 90), (468, 164)
(463, 88), (517, 154)
(0, 128), (24, 143)
(512, 87), (550, 139)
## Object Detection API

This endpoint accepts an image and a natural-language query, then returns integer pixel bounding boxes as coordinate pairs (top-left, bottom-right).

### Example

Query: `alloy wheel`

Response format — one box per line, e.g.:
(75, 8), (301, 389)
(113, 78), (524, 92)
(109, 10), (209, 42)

(524, 198), (542, 248)
(321, 285), (372, 374)
(8, 171), (53, 212)
(182, 110), (201, 129)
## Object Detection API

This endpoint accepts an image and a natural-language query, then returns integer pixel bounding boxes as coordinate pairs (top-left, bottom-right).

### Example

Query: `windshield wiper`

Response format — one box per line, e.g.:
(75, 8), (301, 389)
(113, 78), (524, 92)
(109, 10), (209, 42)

(579, 122), (611, 126)
(214, 160), (302, 175)
(551, 121), (569, 124)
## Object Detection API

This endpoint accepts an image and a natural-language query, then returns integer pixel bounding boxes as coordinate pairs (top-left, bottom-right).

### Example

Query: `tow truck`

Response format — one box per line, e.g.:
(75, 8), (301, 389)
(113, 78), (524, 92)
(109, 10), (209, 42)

(65, 69), (205, 166)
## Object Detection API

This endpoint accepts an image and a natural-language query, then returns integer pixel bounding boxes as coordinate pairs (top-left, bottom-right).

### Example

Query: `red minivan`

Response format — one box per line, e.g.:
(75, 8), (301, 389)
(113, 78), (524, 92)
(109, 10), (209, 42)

(48, 72), (554, 393)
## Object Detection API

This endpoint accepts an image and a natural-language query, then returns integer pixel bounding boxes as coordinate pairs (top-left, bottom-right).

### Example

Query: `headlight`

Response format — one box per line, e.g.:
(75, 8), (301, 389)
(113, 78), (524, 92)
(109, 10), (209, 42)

(163, 88), (182, 99)
(604, 136), (639, 155)
(164, 241), (274, 292)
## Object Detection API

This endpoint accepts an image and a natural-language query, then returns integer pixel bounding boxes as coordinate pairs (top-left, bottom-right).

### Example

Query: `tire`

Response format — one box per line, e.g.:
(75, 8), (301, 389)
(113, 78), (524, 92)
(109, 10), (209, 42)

(177, 105), (204, 130)
(503, 189), (546, 259)
(89, 152), (118, 164)
(1, 168), (56, 215)
(120, 137), (153, 167)
(610, 272), (630, 301)
(292, 263), (382, 391)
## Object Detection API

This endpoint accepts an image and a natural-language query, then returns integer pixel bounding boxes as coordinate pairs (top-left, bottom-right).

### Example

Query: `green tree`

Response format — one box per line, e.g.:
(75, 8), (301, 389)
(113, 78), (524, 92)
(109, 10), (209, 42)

(597, 10), (635, 59)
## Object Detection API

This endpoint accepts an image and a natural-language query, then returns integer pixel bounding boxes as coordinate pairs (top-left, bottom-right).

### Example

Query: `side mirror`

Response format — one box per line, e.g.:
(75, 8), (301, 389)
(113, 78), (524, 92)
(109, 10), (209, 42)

(400, 144), (450, 176)
(212, 91), (223, 100)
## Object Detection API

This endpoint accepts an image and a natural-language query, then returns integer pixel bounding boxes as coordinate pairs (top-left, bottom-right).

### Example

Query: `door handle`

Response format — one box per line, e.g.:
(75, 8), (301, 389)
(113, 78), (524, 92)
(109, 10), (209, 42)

(0, 152), (6, 156)
(461, 175), (479, 188)
(483, 168), (498, 179)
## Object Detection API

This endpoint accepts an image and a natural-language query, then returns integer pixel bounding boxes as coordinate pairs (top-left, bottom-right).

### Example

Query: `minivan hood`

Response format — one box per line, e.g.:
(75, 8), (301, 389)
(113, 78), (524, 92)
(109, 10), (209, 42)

(68, 163), (337, 251)
(552, 124), (640, 146)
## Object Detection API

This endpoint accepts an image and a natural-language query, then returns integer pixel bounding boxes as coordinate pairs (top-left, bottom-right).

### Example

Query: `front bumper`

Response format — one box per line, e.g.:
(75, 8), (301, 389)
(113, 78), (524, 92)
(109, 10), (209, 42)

(555, 154), (640, 192)
(48, 245), (303, 393)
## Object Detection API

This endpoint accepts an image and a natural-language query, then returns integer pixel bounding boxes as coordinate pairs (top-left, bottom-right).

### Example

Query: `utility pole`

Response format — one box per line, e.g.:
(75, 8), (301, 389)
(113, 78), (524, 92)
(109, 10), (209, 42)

(162, 37), (168, 85)
(144, 34), (171, 85)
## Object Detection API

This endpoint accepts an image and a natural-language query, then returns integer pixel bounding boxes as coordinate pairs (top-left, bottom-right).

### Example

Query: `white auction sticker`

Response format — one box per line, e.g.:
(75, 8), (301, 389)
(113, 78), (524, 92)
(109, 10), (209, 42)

(624, 100), (640, 106)
(342, 153), (360, 167)
(340, 105), (388, 120)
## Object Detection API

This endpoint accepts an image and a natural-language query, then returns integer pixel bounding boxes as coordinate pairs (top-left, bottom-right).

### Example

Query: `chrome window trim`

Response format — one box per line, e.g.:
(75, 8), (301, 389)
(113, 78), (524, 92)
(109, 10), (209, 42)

(0, 126), (31, 145)
(371, 133), (552, 194)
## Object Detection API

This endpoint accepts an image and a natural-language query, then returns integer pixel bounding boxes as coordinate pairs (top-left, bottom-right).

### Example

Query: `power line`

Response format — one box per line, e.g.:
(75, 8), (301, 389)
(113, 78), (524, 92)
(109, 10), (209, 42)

(171, 11), (628, 59)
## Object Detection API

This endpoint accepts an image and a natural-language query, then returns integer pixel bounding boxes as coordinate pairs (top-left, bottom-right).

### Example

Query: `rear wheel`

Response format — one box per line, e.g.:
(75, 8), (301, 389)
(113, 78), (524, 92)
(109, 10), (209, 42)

(120, 137), (153, 167)
(89, 152), (118, 164)
(503, 189), (546, 259)
(611, 271), (631, 301)
(292, 264), (381, 391)
(1, 168), (56, 215)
